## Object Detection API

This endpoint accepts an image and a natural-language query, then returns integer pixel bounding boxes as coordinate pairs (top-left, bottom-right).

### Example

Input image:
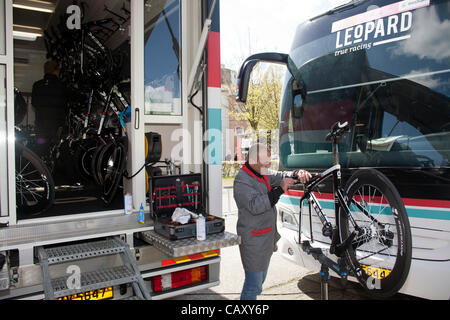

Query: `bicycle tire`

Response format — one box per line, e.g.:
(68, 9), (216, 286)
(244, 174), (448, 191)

(101, 137), (128, 206)
(339, 168), (412, 298)
(95, 139), (116, 186)
(73, 139), (97, 181)
(15, 144), (55, 217)
(90, 139), (108, 185)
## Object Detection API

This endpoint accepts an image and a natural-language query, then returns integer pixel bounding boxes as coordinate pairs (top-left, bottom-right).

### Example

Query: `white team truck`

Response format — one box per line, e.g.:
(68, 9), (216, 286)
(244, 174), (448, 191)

(0, 0), (239, 300)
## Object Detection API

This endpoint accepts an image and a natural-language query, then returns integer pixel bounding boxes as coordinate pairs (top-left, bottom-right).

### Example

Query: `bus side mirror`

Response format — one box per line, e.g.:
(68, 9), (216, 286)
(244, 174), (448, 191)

(236, 52), (289, 103)
(235, 60), (259, 103)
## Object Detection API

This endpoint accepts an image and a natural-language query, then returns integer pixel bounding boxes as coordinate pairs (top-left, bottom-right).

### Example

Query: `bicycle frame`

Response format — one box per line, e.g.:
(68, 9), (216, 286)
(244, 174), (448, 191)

(299, 163), (394, 256)
(97, 84), (129, 136)
(298, 126), (348, 245)
(296, 128), (389, 256)
(298, 164), (354, 239)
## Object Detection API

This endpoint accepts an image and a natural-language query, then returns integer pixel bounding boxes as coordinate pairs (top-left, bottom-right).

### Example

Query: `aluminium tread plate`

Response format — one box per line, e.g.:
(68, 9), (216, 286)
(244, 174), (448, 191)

(51, 265), (136, 298)
(45, 238), (126, 265)
(140, 230), (241, 257)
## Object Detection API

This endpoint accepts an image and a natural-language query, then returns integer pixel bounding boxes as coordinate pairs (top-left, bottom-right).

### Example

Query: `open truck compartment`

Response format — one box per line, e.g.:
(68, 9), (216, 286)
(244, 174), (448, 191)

(0, 0), (239, 300)
(13, 0), (132, 220)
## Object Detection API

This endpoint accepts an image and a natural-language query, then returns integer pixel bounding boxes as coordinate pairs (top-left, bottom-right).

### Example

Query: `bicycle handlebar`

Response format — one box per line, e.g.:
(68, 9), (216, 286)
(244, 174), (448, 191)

(292, 172), (321, 187)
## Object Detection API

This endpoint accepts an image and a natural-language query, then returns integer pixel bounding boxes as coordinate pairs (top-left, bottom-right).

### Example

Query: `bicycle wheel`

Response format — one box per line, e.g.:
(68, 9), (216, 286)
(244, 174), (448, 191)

(339, 169), (412, 298)
(15, 144), (55, 217)
(101, 137), (128, 206)
(73, 139), (97, 181)
(90, 139), (108, 185)
(96, 140), (116, 186)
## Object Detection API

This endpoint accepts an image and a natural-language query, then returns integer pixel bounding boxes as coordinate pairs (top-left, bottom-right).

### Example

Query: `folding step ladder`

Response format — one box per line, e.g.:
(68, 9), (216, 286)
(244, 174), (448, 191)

(37, 237), (151, 300)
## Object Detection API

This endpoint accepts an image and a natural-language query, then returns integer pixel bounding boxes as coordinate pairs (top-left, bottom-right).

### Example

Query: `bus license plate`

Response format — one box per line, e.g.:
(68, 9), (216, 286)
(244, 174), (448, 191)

(360, 265), (391, 280)
(57, 287), (113, 300)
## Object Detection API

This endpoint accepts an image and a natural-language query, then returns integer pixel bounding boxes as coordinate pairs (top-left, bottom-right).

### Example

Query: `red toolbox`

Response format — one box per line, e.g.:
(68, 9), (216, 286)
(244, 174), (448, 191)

(149, 173), (225, 241)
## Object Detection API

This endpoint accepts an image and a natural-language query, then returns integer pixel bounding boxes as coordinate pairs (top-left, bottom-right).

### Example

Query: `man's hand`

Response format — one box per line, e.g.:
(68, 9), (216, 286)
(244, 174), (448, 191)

(280, 177), (296, 192)
(294, 170), (313, 184)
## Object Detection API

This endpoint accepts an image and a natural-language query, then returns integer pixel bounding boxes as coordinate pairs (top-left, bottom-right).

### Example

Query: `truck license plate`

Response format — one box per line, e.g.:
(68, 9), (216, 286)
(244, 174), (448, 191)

(360, 265), (391, 280)
(57, 287), (113, 300)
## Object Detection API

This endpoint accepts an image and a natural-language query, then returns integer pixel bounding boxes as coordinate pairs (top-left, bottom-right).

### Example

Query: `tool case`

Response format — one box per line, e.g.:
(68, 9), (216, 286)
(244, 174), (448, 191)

(149, 173), (225, 241)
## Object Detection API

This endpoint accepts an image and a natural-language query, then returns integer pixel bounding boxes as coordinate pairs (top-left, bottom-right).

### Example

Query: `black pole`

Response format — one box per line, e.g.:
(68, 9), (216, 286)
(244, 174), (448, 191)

(320, 263), (330, 300)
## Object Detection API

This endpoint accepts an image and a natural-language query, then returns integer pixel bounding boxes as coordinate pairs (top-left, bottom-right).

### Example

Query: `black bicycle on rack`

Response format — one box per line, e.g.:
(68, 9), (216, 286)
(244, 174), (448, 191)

(295, 121), (412, 299)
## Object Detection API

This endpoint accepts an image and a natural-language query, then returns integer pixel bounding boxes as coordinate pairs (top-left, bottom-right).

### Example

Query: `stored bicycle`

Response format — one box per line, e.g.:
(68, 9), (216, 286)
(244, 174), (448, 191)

(15, 127), (55, 217)
(295, 121), (412, 299)
(28, 1), (133, 208)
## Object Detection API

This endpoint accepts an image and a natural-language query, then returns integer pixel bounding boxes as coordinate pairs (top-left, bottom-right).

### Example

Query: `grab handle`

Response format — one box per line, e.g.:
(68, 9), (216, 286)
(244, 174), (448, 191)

(134, 107), (140, 130)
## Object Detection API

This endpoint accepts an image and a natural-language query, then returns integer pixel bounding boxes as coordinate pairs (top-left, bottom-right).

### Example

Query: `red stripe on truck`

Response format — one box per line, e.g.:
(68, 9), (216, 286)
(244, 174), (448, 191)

(207, 31), (221, 88)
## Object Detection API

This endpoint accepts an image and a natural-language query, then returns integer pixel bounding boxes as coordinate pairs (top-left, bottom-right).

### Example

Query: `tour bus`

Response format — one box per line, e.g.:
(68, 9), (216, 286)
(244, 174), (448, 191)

(237, 0), (449, 299)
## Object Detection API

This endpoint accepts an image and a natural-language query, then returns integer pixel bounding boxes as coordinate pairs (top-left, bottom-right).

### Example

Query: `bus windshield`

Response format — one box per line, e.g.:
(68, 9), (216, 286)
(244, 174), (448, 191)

(279, 0), (450, 169)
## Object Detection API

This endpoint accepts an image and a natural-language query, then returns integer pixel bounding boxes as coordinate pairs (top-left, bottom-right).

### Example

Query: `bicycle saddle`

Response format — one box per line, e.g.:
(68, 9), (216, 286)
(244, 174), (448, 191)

(325, 121), (350, 141)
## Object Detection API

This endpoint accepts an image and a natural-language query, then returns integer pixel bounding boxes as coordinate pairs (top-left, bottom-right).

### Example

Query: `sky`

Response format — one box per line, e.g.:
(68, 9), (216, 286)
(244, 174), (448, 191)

(220, 0), (350, 71)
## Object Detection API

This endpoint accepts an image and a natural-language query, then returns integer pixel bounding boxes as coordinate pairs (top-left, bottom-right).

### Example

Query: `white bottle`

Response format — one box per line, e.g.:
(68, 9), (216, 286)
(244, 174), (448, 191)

(124, 191), (133, 215)
(196, 214), (206, 241)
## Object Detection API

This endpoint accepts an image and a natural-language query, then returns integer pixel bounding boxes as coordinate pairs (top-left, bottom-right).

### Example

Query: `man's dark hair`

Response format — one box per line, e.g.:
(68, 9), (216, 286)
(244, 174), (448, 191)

(44, 60), (60, 75)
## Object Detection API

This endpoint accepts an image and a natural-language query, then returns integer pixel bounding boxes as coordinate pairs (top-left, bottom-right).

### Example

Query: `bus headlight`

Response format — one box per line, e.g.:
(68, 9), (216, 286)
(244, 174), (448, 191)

(280, 210), (298, 231)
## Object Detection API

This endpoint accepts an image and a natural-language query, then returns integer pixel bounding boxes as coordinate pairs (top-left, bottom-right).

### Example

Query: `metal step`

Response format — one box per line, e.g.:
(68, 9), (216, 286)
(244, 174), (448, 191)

(43, 238), (126, 265)
(38, 237), (152, 300)
(51, 265), (136, 299)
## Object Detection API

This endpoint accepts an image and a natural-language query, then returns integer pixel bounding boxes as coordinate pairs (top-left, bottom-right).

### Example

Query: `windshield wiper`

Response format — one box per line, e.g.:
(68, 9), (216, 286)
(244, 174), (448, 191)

(311, 0), (369, 21)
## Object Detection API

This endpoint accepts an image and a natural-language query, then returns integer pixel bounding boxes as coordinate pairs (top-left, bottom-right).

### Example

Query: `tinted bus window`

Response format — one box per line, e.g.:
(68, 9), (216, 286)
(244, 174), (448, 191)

(280, 0), (450, 169)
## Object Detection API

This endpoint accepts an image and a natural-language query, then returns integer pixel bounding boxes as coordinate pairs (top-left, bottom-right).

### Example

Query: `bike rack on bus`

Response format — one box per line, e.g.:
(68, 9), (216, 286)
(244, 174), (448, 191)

(301, 241), (348, 300)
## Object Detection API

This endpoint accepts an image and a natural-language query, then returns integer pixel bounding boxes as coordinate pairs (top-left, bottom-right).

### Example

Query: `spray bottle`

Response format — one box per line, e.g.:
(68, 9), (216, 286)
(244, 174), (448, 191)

(139, 203), (145, 224)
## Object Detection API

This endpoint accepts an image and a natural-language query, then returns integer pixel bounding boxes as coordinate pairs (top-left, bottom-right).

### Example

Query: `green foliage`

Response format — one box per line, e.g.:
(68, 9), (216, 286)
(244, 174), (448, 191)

(230, 64), (284, 136)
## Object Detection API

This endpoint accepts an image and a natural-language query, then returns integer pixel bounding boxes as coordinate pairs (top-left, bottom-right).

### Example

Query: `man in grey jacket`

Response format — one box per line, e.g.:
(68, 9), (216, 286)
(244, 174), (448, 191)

(234, 143), (311, 300)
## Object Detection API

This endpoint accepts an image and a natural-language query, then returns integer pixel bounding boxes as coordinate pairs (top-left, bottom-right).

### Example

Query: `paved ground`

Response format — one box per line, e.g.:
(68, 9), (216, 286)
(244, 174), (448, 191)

(171, 185), (418, 301)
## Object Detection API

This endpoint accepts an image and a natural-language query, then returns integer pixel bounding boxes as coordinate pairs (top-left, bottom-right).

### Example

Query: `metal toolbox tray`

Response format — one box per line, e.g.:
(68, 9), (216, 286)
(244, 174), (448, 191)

(139, 230), (241, 257)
